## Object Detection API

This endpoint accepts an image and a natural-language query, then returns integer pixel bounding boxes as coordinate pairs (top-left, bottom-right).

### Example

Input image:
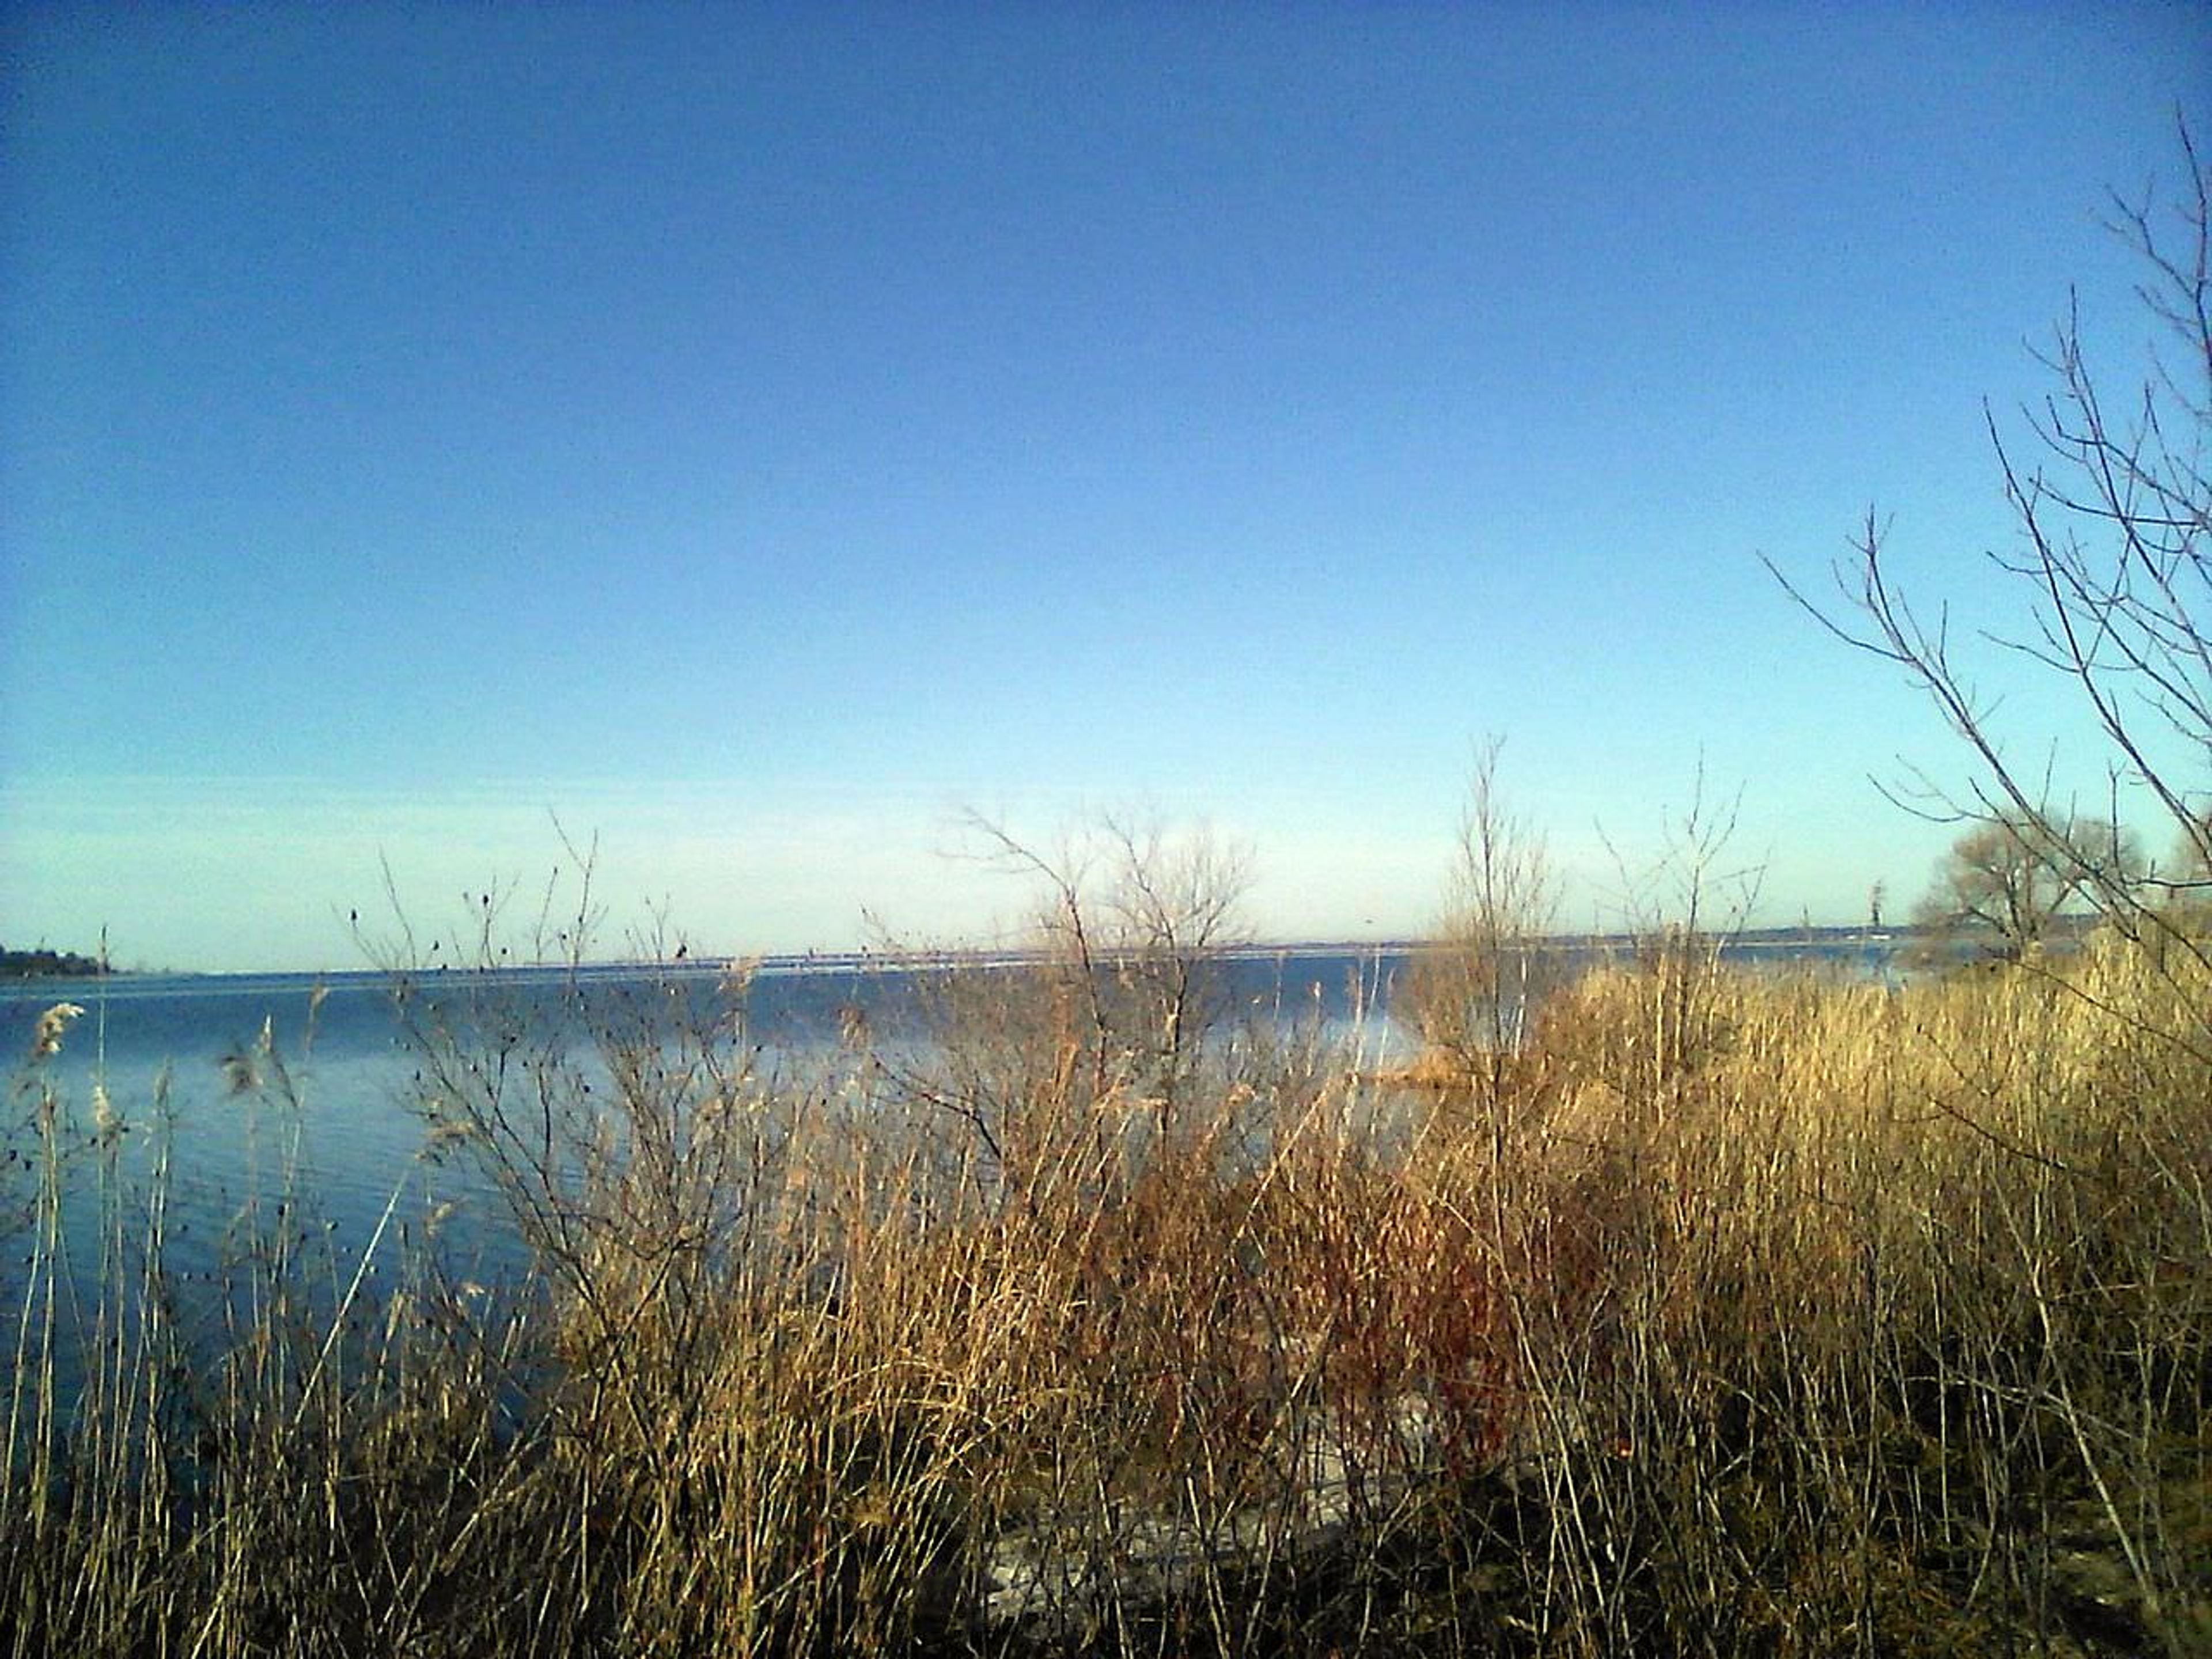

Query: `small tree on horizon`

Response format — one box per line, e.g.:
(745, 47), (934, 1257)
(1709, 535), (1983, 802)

(1913, 813), (2141, 958)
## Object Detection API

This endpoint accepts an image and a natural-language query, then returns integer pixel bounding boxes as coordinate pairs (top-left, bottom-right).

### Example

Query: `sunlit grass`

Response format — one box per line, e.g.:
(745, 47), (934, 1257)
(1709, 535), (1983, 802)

(3, 926), (2207, 1654)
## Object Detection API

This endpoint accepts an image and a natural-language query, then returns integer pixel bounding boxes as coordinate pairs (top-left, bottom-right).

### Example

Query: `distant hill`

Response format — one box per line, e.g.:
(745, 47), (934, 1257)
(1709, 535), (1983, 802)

(0, 945), (109, 979)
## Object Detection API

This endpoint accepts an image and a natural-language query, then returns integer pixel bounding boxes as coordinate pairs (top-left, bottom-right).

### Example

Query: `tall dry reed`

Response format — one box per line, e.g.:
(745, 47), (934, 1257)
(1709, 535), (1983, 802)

(3, 916), (2207, 1655)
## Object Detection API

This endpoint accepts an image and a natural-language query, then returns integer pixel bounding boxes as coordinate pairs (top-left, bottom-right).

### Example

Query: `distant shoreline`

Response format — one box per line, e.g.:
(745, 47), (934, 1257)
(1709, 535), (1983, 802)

(0, 925), (1933, 986)
(0, 946), (113, 980)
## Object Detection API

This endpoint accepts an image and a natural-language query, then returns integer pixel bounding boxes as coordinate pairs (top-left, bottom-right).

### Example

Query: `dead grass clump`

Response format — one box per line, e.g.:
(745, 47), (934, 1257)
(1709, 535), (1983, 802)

(1464, 942), (2212, 1655)
(6, 906), (2209, 1654)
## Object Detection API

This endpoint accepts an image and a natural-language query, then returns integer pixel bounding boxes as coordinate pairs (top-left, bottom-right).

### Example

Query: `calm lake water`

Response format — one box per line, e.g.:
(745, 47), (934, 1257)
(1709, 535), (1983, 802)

(2, 952), (1411, 1301)
(3, 940), (1894, 1309)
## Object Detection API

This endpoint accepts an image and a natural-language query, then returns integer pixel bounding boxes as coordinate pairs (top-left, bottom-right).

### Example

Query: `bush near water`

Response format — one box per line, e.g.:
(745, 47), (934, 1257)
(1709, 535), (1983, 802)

(4, 908), (2207, 1657)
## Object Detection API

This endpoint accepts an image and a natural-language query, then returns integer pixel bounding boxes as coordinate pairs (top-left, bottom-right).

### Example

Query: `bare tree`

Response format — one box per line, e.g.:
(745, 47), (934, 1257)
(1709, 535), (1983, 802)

(1404, 739), (1557, 1107)
(1914, 812), (2141, 959)
(883, 812), (1252, 1199)
(1768, 118), (2212, 989)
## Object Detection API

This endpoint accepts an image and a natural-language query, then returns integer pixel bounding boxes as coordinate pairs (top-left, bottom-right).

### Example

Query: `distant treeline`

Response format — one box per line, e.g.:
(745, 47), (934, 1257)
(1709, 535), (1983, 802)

(1, 944), (108, 978)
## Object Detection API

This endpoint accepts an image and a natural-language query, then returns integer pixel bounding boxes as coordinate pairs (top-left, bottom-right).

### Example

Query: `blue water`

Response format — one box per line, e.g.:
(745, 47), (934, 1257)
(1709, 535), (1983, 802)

(2, 938), (1892, 1314)
(0, 952), (1407, 1302)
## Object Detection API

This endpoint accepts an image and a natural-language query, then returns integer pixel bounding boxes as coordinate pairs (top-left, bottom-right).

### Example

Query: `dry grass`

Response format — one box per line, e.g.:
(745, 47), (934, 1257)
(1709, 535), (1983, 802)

(3, 925), (2208, 1656)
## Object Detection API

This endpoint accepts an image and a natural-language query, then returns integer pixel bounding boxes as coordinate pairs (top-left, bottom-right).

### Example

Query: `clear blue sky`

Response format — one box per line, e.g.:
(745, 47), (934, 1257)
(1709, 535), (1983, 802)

(5, 4), (2207, 971)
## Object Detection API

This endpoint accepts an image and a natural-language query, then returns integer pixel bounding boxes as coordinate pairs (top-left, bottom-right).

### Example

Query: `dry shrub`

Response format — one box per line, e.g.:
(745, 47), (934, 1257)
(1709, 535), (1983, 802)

(7, 909), (2210, 1656)
(1456, 940), (2212, 1656)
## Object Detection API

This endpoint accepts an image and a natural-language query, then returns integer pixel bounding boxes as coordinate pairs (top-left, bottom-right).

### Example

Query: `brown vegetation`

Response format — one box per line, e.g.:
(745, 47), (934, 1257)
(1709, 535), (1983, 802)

(5, 878), (2208, 1654)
